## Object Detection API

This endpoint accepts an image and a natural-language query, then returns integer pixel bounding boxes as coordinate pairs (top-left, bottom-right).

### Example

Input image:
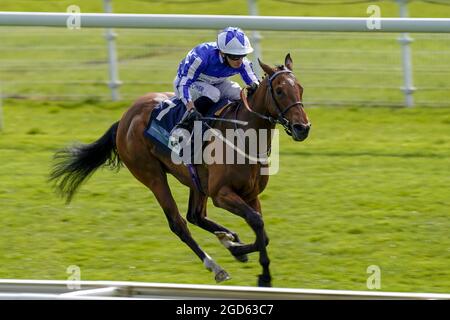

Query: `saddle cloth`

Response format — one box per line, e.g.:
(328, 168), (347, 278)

(144, 96), (231, 159)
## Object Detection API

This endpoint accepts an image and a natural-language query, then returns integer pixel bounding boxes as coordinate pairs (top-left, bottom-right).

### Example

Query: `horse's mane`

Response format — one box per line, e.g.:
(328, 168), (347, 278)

(260, 65), (286, 81)
(246, 64), (286, 100)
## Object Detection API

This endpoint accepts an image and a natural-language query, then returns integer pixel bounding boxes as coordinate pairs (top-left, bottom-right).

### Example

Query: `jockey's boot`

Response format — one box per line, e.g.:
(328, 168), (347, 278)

(183, 97), (215, 164)
(194, 96), (215, 115)
(178, 96), (215, 132)
(171, 96), (215, 162)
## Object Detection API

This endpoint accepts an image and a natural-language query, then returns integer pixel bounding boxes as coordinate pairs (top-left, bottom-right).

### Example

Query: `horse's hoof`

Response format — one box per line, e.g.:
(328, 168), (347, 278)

(215, 270), (231, 283)
(233, 254), (249, 263)
(257, 274), (272, 287)
(215, 231), (234, 241)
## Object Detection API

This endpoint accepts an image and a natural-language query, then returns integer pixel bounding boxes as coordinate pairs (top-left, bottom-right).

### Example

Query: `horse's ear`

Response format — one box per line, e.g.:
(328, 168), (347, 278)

(285, 53), (293, 71)
(258, 58), (275, 76)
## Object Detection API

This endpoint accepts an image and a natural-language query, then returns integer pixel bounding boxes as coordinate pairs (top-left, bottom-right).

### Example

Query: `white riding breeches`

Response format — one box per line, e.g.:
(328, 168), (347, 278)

(174, 78), (242, 104)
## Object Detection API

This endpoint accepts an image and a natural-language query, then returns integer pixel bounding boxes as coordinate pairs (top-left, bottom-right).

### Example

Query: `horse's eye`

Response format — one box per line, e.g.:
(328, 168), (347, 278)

(275, 88), (283, 96)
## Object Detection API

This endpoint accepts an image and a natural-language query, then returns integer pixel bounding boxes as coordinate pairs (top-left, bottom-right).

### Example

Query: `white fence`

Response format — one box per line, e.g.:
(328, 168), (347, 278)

(1, 12), (449, 32)
(0, 10), (449, 107)
(1, 279), (450, 300)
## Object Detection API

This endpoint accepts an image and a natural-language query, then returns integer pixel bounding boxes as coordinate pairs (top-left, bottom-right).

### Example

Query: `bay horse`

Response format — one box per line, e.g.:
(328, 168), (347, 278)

(49, 54), (311, 287)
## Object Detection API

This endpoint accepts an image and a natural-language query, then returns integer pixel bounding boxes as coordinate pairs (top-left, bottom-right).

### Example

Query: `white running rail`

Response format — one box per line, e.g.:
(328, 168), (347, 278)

(0, 279), (449, 300)
(0, 12), (449, 33)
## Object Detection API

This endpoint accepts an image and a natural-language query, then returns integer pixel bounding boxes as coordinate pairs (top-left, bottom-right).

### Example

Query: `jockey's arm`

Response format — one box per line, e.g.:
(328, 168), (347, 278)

(240, 58), (260, 87)
(177, 49), (206, 109)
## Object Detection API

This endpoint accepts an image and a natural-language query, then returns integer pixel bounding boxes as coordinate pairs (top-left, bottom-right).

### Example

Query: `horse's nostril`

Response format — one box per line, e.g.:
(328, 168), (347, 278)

(293, 123), (308, 132)
(291, 124), (310, 141)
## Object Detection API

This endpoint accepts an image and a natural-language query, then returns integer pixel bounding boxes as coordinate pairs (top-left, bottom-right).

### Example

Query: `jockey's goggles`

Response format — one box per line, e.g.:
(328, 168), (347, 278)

(226, 54), (246, 61)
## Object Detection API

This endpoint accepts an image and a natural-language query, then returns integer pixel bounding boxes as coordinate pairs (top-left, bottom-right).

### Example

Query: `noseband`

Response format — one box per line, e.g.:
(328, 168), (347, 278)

(240, 69), (304, 136)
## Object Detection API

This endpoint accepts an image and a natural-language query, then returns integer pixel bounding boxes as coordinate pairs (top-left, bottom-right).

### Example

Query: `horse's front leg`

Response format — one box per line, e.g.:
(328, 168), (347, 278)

(248, 197), (270, 248)
(186, 189), (248, 262)
(212, 187), (272, 287)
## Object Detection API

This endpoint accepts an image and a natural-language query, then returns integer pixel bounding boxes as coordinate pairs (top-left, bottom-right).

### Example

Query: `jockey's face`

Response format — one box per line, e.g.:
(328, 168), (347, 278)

(223, 53), (245, 68)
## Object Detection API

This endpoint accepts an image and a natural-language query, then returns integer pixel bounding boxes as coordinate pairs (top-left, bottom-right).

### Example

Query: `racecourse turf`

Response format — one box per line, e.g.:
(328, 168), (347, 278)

(0, 100), (449, 292)
(0, 0), (449, 292)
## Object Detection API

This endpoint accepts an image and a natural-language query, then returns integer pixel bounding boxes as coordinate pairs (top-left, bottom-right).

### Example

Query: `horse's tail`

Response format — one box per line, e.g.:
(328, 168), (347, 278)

(49, 121), (121, 204)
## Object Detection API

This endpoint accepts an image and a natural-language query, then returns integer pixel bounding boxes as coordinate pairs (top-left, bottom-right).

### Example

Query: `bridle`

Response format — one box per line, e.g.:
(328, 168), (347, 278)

(240, 69), (304, 136)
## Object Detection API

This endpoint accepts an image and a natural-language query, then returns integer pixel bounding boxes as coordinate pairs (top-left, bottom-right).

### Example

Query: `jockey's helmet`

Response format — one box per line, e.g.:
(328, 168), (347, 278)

(216, 27), (254, 56)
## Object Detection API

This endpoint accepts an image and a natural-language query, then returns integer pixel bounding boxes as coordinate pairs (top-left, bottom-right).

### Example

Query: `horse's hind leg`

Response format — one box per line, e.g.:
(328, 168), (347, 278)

(186, 189), (248, 263)
(144, 171), (230, 283)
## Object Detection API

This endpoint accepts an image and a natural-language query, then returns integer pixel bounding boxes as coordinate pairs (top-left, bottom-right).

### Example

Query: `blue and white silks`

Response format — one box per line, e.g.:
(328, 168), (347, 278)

(173, 42), (259, 106)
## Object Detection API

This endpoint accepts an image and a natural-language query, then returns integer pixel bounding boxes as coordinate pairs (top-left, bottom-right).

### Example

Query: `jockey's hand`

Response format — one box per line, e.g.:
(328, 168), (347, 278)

(188, 108), (202, 121)
(246, 82), (259, 95)
(177, 107), (202, 131)
(186, 101), (195, 111)
(180, 106), (202, 126)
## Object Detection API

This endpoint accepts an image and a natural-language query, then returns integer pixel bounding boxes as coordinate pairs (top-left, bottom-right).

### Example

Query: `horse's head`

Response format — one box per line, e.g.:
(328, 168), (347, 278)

(258, 54), (311, 141)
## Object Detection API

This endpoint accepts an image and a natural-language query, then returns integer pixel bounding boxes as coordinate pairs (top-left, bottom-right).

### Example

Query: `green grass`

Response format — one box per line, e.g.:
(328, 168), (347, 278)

(1, 0), (449, 17)
(0, 100), (449, 292)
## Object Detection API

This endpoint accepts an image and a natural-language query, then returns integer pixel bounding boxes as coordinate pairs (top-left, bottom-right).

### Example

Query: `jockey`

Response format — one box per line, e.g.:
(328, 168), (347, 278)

(173, 27), (259, 127)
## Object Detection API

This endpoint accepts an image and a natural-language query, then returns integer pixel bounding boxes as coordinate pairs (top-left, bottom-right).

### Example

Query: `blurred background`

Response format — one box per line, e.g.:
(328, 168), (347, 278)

(0, 0), (449, 106)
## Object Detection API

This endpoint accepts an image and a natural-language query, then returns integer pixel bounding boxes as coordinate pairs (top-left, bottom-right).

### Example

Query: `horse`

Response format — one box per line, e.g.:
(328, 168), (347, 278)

(49, 53), (311, 287)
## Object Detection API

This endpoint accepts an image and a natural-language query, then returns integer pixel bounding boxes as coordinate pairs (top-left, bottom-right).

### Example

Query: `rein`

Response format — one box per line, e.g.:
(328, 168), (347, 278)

(198, 69), (305, 165)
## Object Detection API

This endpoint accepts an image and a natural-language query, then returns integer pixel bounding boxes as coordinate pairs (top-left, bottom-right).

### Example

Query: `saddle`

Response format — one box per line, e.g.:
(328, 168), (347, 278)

(144, 96), (232, 193)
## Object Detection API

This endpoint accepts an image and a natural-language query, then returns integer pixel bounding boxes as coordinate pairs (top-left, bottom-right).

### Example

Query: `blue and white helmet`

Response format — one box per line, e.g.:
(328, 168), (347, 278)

(217, 27), (254, 56)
